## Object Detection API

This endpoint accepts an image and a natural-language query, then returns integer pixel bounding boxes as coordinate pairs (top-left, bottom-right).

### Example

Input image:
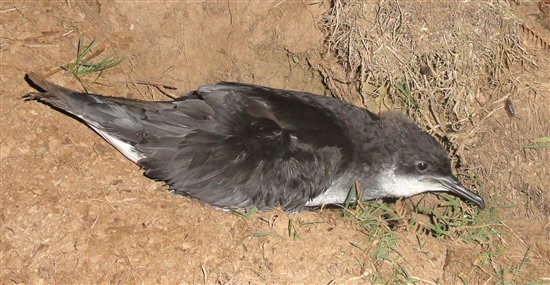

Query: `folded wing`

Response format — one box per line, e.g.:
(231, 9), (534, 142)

(26, 73), (355, 210)
(137, 84), (354, 210)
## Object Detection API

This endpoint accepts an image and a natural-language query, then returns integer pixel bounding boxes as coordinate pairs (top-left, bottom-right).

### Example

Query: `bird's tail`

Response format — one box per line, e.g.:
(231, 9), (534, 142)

(24, 72), (152, 118)
(24, 72), (96, 114)
(24, 72), (152, 162)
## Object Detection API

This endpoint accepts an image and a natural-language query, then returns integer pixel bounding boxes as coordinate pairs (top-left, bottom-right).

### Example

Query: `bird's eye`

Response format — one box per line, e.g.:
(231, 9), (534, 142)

(415, 161), (429, 172)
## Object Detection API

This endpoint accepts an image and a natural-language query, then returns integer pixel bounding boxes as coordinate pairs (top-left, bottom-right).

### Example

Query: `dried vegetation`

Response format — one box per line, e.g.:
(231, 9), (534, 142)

(318, 0), (539, 165)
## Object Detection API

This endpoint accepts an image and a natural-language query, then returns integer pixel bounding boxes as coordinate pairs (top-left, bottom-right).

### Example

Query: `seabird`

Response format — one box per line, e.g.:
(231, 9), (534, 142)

(24, 72), (485, 211)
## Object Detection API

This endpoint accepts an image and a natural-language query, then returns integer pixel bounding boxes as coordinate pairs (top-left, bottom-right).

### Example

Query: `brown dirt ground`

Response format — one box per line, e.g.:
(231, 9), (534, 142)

(1, 1), (549, 284)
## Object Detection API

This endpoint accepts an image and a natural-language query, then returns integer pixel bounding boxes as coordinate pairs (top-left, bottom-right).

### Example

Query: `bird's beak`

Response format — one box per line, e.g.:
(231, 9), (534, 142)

(434, 176), (485, 210)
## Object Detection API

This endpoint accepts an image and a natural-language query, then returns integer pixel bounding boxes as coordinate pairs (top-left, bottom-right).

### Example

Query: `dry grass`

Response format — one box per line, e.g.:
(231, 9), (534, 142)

(319, 0), (536, 168)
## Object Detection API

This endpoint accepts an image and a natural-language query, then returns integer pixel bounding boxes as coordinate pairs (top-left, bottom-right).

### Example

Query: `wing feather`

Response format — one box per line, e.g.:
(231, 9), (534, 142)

(136, 84), (353, 210)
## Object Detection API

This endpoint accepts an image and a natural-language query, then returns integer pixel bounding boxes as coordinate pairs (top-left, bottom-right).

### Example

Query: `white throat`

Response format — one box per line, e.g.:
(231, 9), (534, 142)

(377, 164), (446, 198)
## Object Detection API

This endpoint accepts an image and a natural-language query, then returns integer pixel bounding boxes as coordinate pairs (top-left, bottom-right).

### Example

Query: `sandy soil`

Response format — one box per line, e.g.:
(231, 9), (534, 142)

(1, 1), (549, 284)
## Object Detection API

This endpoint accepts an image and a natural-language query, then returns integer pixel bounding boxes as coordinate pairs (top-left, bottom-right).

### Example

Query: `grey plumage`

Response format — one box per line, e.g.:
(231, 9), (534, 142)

(25, 72), (485, 211)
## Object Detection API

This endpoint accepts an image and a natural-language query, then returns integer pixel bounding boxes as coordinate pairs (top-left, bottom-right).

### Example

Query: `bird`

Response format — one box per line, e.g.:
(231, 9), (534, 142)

(24, 72), (485, 212)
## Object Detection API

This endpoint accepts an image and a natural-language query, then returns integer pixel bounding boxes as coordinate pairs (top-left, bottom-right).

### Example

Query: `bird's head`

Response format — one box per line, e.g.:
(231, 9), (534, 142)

(366, 112), (485, 209)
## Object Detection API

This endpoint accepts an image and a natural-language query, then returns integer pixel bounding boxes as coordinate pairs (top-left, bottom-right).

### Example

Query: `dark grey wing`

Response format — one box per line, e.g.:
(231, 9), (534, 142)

(137, 83), (355, 210)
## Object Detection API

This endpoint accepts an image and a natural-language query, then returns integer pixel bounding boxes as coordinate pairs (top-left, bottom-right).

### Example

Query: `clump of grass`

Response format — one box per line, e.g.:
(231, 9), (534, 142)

(62, 37), (125, 92)
(394, 80), (418, 113)
(342, 184), (415, 283)
(342, 185), (507, 283)
(345, 203), (410, 284)
(410, 193), (504, 244)
(410, 166), (503, 245)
